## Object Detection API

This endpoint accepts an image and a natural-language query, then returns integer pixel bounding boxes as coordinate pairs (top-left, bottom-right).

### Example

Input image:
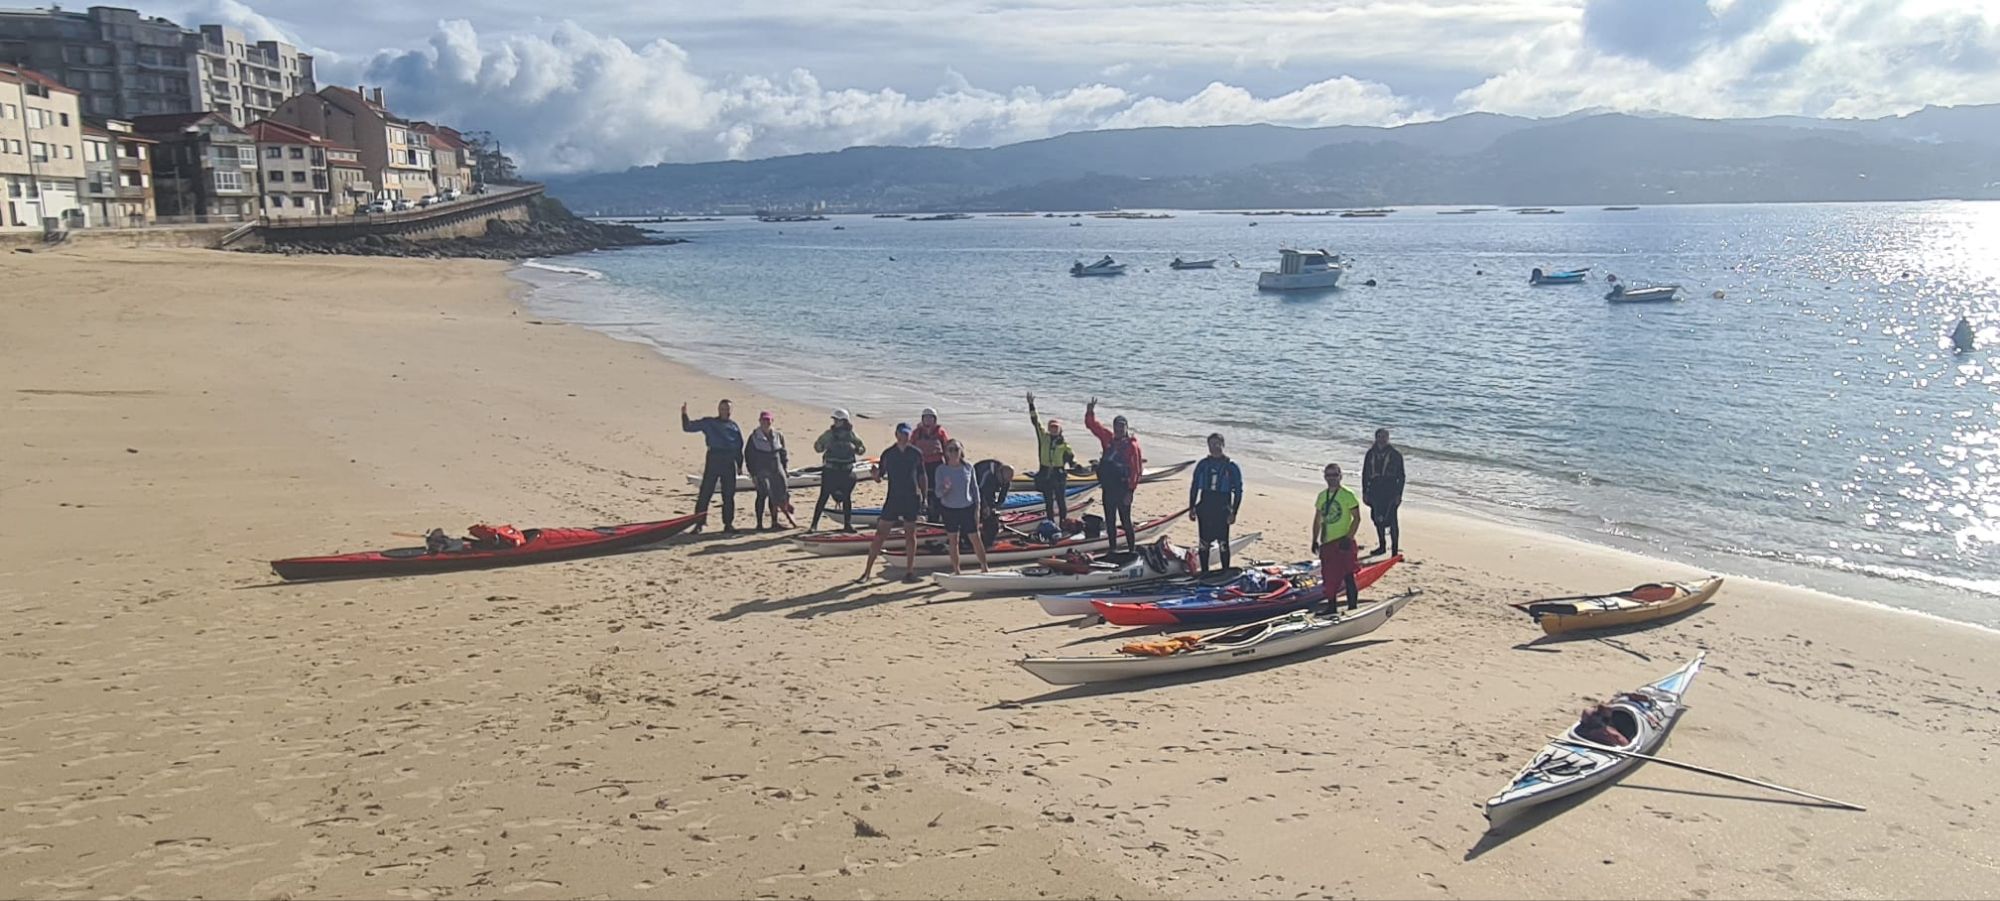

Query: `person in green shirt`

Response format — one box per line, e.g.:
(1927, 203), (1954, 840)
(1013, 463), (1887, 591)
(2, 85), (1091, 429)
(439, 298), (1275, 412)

(1026, 392), (1076, 522)
(1312, 463), (1362, 613)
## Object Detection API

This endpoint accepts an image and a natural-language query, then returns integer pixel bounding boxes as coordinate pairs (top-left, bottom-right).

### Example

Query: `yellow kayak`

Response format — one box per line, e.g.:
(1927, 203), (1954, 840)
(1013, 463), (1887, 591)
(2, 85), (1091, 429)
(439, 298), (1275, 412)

(1512, 577), (1723, 636)
(1007, 459), (1194, 489)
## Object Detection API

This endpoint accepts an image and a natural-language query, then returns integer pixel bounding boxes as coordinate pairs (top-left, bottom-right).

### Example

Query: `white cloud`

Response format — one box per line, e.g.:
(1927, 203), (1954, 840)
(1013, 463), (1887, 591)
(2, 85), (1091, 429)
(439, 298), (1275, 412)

(361, 18), (1420, 173)
(1458, 0), (2000, 118)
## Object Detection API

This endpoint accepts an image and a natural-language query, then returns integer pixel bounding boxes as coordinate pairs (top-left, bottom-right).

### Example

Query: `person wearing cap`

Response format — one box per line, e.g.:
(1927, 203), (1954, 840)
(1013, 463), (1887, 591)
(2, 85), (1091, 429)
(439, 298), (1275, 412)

(909, 407), (950, 516)
(1026, 392), (1075, 522)
(1312, 463), (1363, 613)
(745, 411), (794, 531)
(1188, 433), (1243, 572)
(681, 399), (744, 533)
(811, 409), (866, 532)
(930, 440), (990, 575)
(860, 422), (928, 582)
(1084, 397), (1144, 554)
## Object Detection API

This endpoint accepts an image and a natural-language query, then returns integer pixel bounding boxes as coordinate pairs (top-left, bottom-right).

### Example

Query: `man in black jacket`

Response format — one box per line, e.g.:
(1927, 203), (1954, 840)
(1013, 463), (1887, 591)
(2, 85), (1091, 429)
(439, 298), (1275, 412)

(1362, 428), (1405, 557)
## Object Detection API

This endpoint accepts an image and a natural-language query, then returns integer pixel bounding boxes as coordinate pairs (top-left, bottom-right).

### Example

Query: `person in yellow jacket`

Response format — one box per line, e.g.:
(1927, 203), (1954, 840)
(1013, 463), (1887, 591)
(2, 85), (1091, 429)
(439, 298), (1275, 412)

(1312, 463), (1362, 613)
(1026, 392), (1076, 522)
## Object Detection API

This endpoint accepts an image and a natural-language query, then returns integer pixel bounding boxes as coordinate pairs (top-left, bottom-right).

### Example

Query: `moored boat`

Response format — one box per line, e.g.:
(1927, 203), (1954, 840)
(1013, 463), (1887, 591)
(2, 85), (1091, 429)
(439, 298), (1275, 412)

(1511, 577), (1722, 635)
(1169, 257), (1217, 270)
(1484, 652), (1706, 827)
(1257, 249), (1345, 291)
(1529, 266), (1589, 286)
(1017, 591), (1417, 685)
(1606, 283), (1681, 303)
(1071, 256), (1127, 277)
(270, 513), (703, 581)
(932, 532), (1261, 594)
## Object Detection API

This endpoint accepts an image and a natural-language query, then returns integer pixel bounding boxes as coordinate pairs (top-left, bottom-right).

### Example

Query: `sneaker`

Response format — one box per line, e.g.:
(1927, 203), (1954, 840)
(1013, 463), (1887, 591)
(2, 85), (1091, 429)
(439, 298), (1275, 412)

(723, 525), (739, 535)
(1369, 545), (1386, 557)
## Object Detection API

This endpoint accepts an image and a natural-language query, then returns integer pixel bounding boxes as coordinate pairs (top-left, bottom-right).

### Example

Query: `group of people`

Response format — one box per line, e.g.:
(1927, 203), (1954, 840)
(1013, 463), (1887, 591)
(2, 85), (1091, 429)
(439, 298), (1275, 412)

(681, 395), (1410, 611)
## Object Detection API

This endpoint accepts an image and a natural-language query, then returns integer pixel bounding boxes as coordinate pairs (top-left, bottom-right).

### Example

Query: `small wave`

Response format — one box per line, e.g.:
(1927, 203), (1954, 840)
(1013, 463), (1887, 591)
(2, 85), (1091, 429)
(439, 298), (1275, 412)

(1718, 543), (2000, 598)
(520, 259), (605, 280)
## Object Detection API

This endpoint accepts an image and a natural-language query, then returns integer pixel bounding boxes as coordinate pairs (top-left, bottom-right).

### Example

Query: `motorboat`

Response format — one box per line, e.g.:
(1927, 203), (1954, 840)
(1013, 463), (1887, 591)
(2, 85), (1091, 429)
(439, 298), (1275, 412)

(1606, 283), (1681, 303)
(1530, 266), (1590, 286)
(1170, 257), (1217, 270)
(1257, 249), (1344, 291)
(1071, 256), (1127, 277)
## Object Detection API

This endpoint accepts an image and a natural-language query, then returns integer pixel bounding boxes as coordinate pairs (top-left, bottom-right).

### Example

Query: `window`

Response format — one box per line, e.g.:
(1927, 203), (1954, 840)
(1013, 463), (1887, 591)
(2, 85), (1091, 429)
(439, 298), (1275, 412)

(290, 170), (305, 183)
(60, 145), (74, 159)
(291, 196), (305, 208)
(309, 148), (324, 166)
(30, 142), (50, 161)
(86, 142), (106, 162)
(213, 169), (243, 191)
(288, 146), (303, 159)
(267, 169), (284, 183)
(59, 113), (69, 126)
(0, 103), (13, 119)
(264, 146), (282, 159)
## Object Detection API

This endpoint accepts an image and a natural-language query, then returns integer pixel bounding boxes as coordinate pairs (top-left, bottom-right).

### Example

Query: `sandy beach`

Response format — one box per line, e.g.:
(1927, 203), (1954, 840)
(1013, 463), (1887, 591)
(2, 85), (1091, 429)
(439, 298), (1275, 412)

(4, 244), (1999, 900)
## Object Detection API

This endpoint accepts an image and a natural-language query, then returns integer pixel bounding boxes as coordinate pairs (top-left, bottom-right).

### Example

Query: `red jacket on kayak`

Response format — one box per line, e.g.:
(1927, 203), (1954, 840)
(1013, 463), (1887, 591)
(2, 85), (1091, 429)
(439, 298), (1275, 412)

(1084, 408), (1144, 490)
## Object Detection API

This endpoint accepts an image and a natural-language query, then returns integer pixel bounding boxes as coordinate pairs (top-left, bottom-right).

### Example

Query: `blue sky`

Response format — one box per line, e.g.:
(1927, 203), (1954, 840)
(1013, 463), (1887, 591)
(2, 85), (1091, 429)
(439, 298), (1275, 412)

(165, 0), (2000, 173)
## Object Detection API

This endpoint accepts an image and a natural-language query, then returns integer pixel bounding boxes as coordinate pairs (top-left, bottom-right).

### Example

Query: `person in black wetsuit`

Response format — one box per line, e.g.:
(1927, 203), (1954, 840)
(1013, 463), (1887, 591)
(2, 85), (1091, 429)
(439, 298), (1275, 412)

(681, 399), (744, 533)
(859, 423), (928, 583)
(1187, 433), (1243, 572)
(1362, 428), (1406, 557)
(974, 458), (1015, 548)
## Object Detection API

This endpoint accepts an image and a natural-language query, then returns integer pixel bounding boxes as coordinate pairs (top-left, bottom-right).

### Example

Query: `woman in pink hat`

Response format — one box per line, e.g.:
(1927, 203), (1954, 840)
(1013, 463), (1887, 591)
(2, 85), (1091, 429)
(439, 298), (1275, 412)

(745, 411), (795, 531)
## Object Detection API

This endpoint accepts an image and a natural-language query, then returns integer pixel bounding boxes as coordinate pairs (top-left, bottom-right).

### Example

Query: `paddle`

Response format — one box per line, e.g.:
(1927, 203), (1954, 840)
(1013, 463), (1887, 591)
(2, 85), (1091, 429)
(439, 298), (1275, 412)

(1551, 735), (1867, 812)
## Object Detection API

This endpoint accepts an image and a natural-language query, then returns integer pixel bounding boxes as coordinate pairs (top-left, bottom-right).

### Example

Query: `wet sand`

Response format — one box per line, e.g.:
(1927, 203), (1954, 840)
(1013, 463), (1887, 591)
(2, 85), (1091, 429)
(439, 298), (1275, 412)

(2, 245), (1997, 899)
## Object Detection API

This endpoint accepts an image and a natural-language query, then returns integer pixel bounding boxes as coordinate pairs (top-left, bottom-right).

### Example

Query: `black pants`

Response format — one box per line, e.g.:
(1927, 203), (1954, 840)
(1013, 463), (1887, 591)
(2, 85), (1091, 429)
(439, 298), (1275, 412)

(1196, 499), (1232, 572)
(749, 462), (786, 527)
(811, 467), (855, 531)
(1035, 467), (1069, 521)
(696, 449), (738, 527)
(1370, 496), (1402, 553)
(1101, 481), (1135, 553)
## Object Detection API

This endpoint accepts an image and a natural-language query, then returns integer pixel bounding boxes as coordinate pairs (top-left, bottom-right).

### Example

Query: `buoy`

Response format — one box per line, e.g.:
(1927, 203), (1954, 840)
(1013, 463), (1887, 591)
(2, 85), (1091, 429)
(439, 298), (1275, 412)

(1711, 290), (1725, 299)
(1363, 278), (1378, 287)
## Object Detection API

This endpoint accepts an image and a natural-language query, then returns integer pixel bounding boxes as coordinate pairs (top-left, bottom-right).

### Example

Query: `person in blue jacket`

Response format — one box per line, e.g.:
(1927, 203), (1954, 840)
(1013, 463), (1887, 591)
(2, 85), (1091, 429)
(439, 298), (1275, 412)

(1188, 432), (1244, 572)
(682, 399), (744, 533)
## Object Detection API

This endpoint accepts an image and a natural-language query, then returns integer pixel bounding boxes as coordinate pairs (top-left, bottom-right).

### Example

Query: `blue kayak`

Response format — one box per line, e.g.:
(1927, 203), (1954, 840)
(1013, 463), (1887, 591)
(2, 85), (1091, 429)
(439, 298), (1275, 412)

(1096, 555), (1402, 626)
(1530, 267), (1589, 285)
(847, 484), (1099, 527)
(1034, 561), (1316, 617)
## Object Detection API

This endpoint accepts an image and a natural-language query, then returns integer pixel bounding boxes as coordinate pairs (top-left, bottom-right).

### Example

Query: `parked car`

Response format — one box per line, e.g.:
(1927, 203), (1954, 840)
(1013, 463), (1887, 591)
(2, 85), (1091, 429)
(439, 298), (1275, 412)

(471, 183), (489, 195)
(360, 200), (388, 215)
(417, 194), (441, 208)
(439, 188), (460, 202)
(390, 198), (413, 212)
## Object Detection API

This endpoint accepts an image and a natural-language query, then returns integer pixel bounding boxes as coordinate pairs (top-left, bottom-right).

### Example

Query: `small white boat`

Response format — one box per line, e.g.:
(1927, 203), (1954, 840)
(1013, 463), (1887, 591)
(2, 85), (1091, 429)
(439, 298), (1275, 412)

(684, 460), (874, 492)
(1606, 284), (1681, 303)
(1017, 591), (1415, 685)
(1257, 249), (1344, 291)
(1484, 652), (1705, 828)
(1953, 316), (1975, 353)
(1170, 257), (1217, 270)
(933, 532), (1261, 594)
(1071, 256), (1127, 277)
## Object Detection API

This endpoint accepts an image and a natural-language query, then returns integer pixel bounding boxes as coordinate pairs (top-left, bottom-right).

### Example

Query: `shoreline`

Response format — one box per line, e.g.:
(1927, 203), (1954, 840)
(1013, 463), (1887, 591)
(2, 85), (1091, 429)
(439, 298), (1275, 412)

(511, 260), (2000, 635)
(6, 244), (2000, 900)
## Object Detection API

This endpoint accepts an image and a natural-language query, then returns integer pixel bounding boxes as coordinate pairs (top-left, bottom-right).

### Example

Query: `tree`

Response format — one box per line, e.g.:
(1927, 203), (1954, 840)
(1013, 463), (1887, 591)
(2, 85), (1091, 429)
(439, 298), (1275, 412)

(461, 130), (520, 185)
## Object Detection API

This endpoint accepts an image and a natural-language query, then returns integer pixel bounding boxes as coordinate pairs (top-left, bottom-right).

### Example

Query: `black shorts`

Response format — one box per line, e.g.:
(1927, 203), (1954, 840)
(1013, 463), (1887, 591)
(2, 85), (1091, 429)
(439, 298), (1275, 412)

(939, 505), (978, 535)
(878, 494), (921, 524)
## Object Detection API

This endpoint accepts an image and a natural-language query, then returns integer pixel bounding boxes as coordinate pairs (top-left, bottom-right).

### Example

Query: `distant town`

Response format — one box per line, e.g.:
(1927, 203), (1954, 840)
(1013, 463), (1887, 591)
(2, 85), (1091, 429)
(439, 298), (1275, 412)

(0, 4), (512, 233)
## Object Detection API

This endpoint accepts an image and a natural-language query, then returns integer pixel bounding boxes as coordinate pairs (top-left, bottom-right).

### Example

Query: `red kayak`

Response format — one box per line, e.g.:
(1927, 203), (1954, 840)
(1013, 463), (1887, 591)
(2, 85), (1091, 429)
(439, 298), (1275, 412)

(1093, 555), (1403, 626)
(271, 513), (703, 581)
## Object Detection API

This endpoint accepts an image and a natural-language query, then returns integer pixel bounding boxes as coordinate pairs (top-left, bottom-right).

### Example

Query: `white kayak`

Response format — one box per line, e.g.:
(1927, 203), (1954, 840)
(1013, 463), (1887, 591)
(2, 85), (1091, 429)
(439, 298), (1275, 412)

(1484, 652), (1706, 828)
(1017, 591), (1416, 685)
(845, 484), (1099, 529)
(684, 460), (872, 492)
(791, 505), (1077, 557)
(933, 532), (1261, 594)
(886, 511), (1182, 571)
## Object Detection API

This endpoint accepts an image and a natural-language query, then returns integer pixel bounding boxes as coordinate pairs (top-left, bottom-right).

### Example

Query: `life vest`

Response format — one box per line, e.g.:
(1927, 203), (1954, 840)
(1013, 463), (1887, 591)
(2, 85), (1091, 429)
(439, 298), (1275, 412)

(468, 523), (527, 548)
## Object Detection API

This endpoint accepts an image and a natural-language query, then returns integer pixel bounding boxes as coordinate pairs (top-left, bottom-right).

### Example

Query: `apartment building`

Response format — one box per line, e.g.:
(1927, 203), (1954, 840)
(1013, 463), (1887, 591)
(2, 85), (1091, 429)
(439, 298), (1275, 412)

(326, 143), (368, 211)
(0, 66), (86, 231)
(133, 110), (255, 221)
(414, 121), (469, 194)
(268, 85), (434, 201)
(0, 7), (313, 123)
(189, 24), (313, 126)
(244, 118), (329, 217)
(80, 117), (155, 227)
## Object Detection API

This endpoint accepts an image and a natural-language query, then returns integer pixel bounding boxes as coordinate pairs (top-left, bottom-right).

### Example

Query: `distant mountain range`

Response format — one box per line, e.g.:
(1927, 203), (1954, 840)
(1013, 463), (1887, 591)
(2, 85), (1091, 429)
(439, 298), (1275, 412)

(544, 106), (2000, 214)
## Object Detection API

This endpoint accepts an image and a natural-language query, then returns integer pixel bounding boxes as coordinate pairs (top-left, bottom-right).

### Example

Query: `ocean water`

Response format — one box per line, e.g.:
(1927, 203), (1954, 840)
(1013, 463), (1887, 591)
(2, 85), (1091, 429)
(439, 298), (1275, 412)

(516, 203), (2000, 628)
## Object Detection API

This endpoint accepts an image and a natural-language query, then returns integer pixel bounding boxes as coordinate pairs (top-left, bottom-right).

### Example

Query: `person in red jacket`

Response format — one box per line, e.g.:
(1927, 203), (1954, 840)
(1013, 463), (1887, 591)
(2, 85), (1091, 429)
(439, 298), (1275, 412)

(909, 406), (950, 515)
(1084, 397), (1144, 554)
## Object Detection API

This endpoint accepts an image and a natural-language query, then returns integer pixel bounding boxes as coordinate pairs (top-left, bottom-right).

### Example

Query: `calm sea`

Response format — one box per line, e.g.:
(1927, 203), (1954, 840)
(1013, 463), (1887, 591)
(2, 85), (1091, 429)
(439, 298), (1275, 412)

(516, 203), (2000, 628)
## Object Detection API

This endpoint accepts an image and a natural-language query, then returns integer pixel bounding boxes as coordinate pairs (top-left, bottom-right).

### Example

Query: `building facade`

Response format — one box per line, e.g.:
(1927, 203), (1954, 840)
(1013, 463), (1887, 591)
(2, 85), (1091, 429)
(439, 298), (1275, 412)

(1, 67), (86, 231)
(133, 110), (254, 221)
(0, 7), (313, 124)
(189, 25), (313, 126)
(81, 117), (155, 227)
(326, 144), (368, 211)
(415, 122), (469, 194)
(245, 118), (329, 218)
(267, 86), (434, 202)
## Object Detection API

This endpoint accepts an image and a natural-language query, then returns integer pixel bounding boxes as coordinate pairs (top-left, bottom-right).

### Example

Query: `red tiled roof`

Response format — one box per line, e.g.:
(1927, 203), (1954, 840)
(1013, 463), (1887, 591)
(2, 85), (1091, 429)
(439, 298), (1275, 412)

(245, 118), (331, 146)
(0, 66), (80, 96)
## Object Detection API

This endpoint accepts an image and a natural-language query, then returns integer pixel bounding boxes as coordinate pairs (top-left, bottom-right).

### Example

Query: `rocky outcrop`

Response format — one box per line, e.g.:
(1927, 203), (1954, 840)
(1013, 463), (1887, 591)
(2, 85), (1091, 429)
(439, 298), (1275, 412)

(249, 196), (683, 259)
